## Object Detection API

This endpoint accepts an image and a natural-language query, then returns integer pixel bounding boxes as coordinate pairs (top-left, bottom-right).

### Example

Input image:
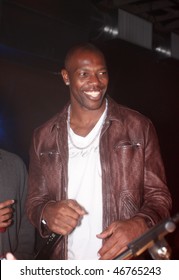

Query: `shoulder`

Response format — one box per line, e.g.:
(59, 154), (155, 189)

(108, 97), (152, 127)
(0, 149), (24, 164)
(33, 104), (69, 139)
(0, 149), (27, 176)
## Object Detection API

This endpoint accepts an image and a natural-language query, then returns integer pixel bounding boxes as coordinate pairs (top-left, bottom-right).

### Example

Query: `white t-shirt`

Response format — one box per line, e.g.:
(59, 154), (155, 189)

(67, 108), (107, 260)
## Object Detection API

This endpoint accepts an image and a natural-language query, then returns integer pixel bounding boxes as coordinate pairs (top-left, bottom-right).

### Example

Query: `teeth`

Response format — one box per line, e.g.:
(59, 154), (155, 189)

(84, 91), (100, 97)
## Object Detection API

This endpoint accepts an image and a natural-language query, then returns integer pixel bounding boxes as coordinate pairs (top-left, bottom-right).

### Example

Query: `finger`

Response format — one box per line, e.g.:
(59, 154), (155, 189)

(55, 211), (80, 228)
(98, 226), (129, 260)
(99, 243), (127, 260)
(0, 211), (13, 224)
(98, 230), (128, 260)
(0, 206), (14, 217)
(0, 214), (13, 223)
(0, 200), (14, 209)
(0, 219), (13, 228)
(49, 206), (84, 235)
(67, 200), (87, 216)
(51, 213), (80, 235)
(53, 219), (76, 235)
(96, 225), (113, 239)
(6, 252), (16, 260)
(98, 235), (117, 257)
(58, 202), (84, 221)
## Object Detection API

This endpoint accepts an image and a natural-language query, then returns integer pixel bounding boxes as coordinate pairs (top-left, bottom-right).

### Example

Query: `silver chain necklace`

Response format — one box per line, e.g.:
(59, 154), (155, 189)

(67, 100), (108, 150)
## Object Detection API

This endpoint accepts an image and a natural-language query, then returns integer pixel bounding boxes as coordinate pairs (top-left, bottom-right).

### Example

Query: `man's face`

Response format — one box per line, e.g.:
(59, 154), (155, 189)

(61, 49), (109, 111)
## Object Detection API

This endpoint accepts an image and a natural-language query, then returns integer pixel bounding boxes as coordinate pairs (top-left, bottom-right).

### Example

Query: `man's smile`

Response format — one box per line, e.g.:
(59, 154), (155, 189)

(84, 90), (101, 98)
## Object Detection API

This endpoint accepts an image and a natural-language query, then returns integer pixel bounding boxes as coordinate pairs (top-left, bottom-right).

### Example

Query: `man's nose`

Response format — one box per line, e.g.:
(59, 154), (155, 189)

(88, 74), (101, 84)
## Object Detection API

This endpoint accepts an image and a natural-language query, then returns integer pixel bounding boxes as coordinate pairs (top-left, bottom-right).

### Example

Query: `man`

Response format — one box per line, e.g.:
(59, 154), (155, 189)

(0, 149), (35, 259)
(26, 43), (172, 260)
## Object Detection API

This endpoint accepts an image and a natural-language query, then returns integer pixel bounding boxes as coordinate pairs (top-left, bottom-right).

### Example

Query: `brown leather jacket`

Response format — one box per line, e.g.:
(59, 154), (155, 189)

(26, 97), (172, 259)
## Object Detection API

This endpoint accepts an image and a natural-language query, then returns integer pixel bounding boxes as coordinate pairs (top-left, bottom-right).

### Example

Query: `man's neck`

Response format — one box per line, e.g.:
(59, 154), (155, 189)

(69, 101), (106, 137)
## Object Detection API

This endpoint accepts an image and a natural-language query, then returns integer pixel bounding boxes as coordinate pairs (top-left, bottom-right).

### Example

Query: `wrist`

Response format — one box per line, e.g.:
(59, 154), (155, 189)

(132, 216), (153, 231)
(41, 201), (56, 233)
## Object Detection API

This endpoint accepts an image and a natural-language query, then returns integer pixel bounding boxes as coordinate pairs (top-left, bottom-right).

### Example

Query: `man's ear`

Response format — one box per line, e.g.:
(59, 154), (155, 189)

(61, 69), (70, 85)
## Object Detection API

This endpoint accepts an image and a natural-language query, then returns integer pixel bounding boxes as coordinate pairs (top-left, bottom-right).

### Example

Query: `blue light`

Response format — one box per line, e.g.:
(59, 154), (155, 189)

(0, 118), (6, 140)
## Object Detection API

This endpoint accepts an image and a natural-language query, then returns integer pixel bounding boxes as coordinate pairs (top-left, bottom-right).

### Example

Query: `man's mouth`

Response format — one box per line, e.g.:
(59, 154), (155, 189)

(84, 91), (101, 98)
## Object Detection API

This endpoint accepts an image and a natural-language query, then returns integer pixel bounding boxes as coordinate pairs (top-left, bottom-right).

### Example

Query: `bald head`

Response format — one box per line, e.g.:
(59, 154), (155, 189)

(64, 43), (106, 71)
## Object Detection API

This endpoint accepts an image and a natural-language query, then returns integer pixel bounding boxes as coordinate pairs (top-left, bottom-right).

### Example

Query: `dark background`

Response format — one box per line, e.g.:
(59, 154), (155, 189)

(0, 0), (179, 259)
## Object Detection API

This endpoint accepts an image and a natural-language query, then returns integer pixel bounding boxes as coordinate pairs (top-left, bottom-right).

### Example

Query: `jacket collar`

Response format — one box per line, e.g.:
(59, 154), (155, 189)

(50, 96), (124, 132)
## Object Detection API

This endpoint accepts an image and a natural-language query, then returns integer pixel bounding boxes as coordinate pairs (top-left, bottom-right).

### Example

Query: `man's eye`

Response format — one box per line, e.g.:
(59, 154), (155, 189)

(99, 71), (107, 76)
(79, 72), (88, 77)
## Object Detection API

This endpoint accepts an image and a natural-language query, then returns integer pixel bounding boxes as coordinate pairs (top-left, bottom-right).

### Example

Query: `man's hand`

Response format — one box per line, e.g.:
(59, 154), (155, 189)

(97, 217), (148, 260)
(42, 199), (86, 235)
(0, 200), (14, 228)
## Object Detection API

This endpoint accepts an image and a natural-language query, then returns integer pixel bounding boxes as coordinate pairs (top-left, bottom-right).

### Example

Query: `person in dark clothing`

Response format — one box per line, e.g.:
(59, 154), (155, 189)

(0, 149), (35, 259)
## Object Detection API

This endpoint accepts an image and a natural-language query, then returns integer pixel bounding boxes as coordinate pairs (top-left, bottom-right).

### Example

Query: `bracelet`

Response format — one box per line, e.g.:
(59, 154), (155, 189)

(41, 219), (47, 225)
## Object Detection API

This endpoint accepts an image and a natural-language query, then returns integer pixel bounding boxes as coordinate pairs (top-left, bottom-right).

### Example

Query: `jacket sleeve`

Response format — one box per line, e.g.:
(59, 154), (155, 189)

(135, 120), (172, 226)
(26, 132), (55, 238)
